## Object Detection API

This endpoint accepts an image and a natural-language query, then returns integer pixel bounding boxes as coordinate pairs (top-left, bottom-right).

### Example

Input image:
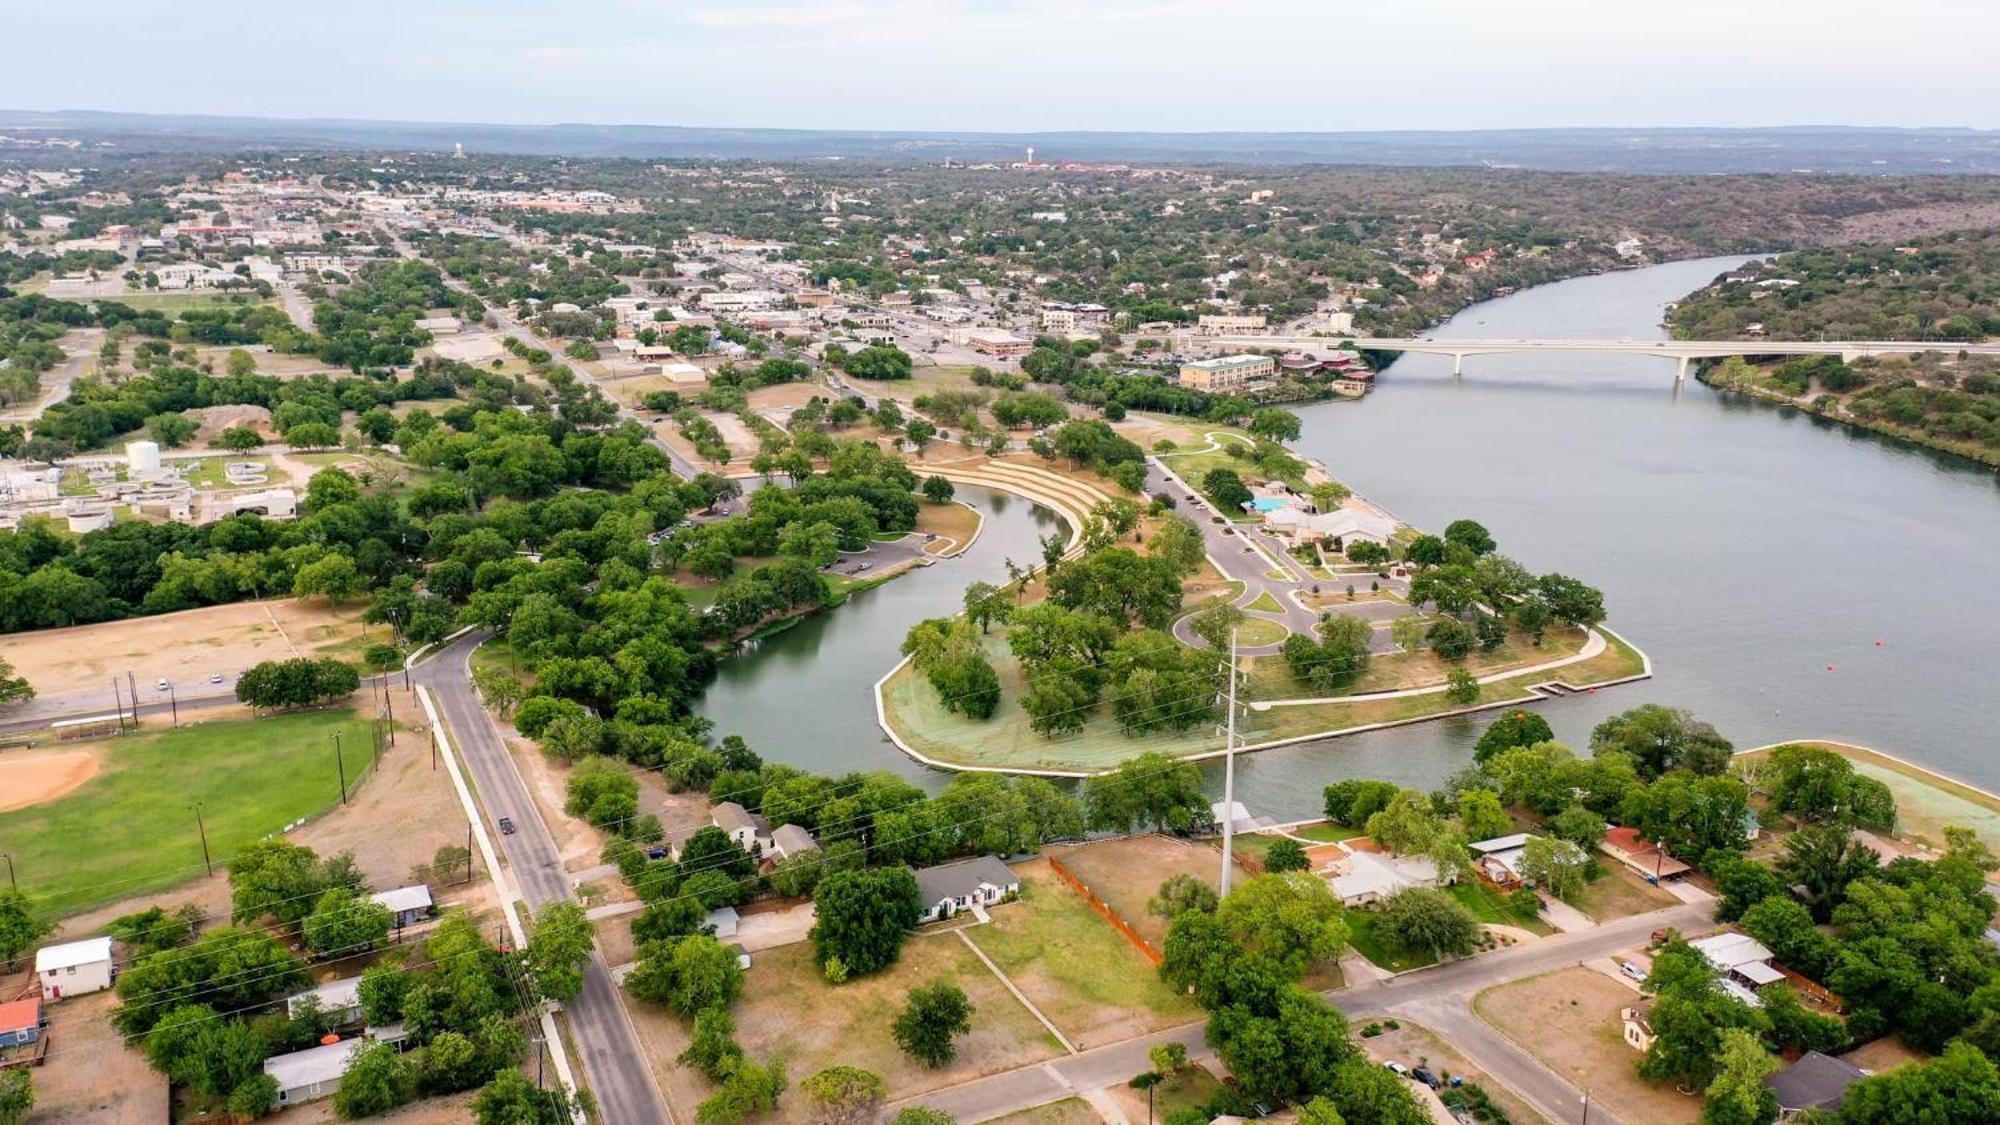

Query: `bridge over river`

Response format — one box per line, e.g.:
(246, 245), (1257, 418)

(1183, 333), (2000, 379)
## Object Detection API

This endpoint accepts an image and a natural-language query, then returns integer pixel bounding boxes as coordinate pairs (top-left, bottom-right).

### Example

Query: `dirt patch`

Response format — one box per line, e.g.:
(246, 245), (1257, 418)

(186, 402), (273, 441)
(915, 500), (984, 557)
(0, 748), (100, 811)
(1841, 1035), (1927, 1074)
(747, 382), (831, 412)
(27, 990), (170, 1124)
(1476, 966), (1699, 1125)
(1048, 835), (1252, 950)
(0, 598), (372, 700)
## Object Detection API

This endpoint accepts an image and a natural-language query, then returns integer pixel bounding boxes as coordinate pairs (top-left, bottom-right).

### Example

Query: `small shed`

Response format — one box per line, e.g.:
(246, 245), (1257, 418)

(36, 936), (114, 1000)
(0, 997), (44, 1049)
(369, 885), (435, 929)
(263, 1039), (364, 1108)
(705, 906), (741, 940)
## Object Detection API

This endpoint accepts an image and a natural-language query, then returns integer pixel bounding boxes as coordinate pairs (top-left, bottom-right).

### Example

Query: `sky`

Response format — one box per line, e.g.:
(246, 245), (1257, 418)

(10, 0), (2000, 133)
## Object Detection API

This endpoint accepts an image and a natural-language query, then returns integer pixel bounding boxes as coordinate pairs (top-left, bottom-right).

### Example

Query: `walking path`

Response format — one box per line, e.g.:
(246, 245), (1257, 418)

(958, 929), (1079, 1055)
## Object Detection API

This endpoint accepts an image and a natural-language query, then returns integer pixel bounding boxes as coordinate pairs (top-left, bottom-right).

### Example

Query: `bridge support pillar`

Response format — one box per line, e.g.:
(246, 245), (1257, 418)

(1452, 352), (1464, 376)
(1675, 356), (1690, 383)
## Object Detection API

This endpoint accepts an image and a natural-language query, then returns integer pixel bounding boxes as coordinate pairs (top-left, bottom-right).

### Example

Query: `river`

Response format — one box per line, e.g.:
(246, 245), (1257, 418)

(704, 256), (2000, 819)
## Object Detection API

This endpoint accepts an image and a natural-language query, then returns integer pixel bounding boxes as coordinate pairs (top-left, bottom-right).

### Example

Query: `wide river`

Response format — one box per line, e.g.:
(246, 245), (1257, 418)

(702, 256), (2000, 819)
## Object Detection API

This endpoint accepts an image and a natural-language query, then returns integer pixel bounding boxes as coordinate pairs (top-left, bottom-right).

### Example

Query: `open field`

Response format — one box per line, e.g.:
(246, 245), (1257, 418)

(1049, 835), (1252, 951)
(1476, 967), (1699, 1125)
(100, 291), (274, 312)
(988, 1098), (1103, 1125)
(966, 860), (1202, 1047)
(914, 498), (983, 555)
(0, 598), (375, 700)
(630, 932), (1063, 1117)
(0, 708), (380, 918)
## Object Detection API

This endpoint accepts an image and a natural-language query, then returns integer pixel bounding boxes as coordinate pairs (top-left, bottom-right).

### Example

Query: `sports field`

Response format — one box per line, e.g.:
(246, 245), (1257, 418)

(0, 708), (377, 918)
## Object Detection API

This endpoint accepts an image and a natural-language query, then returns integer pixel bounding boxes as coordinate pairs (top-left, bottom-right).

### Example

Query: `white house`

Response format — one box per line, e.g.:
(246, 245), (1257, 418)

(1692, 932), (1785, 998)
(1327, 850), (1450, 908)
(369, 885), (435, 929)
(35, 936), (114, 1000)
(1261, 506), (1397, 552)
(263, 1039), (364, 1109)
(913, 856), (1020, 923)
(769, 823), (819, 862)
(711, 802), (770, 852)
(1620, 1001), (1656, 1052)
(1468, 833), (1535, 886)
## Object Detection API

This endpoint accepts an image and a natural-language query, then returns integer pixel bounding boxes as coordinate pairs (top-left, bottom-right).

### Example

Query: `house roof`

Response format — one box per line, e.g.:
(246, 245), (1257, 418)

(263, 1039), (364, 1090)
(1601, 826), (1692, 877)
(913, 856), (1018, 905)
(711, 802), (768, 835)
(1736, 961), (1787, 987)
(1765, 1051), (1867, 1111)
(0, 997), (40, 1033)
(35, 936), (111, 973)
(705, 906), (740, 938)
(1692, 932), (1776, 971)
(1470, 833), (1534, 855)
(369, 885), (433, 915)
(290, 976), (363, 1012)
(771, 824), (819, 857)
(1329, 850), (1439, 900)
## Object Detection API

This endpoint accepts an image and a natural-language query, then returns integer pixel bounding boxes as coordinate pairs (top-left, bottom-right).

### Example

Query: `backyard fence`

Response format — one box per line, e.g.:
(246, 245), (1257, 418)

(1046, 853), (1163, 966)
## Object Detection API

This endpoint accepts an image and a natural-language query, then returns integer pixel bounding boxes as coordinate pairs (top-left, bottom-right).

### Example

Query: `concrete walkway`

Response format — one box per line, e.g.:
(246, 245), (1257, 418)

(1540, 897), (1597, 932)
(959, 929), (1078, 1055)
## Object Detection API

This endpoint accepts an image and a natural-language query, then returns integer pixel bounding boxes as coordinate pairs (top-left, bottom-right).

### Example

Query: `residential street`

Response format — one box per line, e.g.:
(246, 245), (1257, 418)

(414, 632), (674, 1125)
(893, 900), (1710, 1124)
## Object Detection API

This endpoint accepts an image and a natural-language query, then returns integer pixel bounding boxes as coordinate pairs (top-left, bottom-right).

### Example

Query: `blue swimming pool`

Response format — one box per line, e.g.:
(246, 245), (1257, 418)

(1249, 497), (1289, 512)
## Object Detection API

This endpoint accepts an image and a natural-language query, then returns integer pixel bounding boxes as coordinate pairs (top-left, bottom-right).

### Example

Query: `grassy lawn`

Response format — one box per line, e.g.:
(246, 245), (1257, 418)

(1232, 617), (1289, 647)
(1342, 910), (1438, 972)
(1292, 821), (1350, 843)
(101, 292), (274, 312)
(1107, 1064), (1225, 1122)
(1449, 881), (1552, 934)
(180, 455), (274, 489)
(988, 1098), (1103, 1125)
(0, 709), (379, 917)
(967, 862), (1201, 1047)
(1573, 861), (1683, 922)
(1243, 590), (1284, 614)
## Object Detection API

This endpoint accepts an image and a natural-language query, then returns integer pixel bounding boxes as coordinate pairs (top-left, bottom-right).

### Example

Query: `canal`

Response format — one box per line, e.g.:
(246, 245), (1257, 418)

(704, 256), (2000, 819)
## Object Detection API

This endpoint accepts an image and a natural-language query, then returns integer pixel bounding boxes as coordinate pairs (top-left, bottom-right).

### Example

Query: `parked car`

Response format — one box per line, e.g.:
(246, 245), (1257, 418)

(209, 673), (224, 684)
(1383, 1061), (1411, 1077)
(156, 678), (170, 691)
(1619, 960), (1649, 983)
(498, 817), (517, 835)
(1412, 1067), (1441, 1089)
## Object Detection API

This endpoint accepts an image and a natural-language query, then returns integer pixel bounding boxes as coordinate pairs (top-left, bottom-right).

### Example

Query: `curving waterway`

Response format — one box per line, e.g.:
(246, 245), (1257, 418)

(704, 256), (2000, 819)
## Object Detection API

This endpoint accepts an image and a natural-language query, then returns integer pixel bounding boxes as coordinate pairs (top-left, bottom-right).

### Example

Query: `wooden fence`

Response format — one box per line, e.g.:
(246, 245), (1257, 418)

(1046, 854), (1163, 966)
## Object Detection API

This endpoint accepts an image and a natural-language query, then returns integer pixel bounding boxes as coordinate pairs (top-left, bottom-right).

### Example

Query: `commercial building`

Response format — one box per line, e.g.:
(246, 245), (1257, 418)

(962, 330), (1032, 357)
(1196, 314), (1267, 336)
(1178, 354), (1276, 392)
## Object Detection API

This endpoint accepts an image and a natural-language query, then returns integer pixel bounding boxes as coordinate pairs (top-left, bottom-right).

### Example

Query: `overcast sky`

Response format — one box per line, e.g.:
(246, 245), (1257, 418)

(13, 0), (2000, 132)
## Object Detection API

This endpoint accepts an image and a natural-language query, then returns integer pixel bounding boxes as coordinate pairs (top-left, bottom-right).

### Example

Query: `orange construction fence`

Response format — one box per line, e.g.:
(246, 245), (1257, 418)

(1047, 854), (1163, 966)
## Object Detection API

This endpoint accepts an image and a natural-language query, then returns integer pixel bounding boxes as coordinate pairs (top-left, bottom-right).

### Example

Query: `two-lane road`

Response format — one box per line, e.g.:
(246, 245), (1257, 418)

(414, 632), (673, 1125)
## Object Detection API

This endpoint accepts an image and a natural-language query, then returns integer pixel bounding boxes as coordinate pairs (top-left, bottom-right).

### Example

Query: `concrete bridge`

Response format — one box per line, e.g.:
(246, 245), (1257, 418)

(1181, 334), (2000, 380)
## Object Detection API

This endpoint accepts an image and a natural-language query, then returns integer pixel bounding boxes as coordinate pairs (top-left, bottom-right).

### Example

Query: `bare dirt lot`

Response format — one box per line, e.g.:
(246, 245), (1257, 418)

(0, 748), (100, 811)
(1476, 966), (1699, 1125)
(1047, 835), (1253, 950)
(22, 990), (169, 1125)
(1, 598), (374, 701)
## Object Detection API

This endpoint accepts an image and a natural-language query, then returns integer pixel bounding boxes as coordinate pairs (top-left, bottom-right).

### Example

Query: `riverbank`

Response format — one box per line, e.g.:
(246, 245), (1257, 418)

(1698, 358), (2000, 469)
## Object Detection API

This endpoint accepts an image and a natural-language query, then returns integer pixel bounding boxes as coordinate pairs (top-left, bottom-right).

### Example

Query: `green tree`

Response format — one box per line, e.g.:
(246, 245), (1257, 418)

(333, 1041), (415, 1120)
(697, 1057), (788, 1125)
(1202, 467), (1253, 510)
(1248, 408), (1302, 443)
(302, 887), (393, 957)
(922, 475), (955, 503)
(677, 1007), (744, 1081)
(1455, 788), (1513, 842)
(1151, 515), (1207, 578)
(1591, 703), (1733, 779)
(1519, 835), (1588, 901)
(472, 1068), (571, 1124)
(894, 981), (975, 1067)
(1365, 789), (1444, 855)
(1444, 666), (1479, 703)
(1084, 751), (1208, 833)
(1264, 837), (1310, 873)
(810, 867), (922, 977)
(799, 1065), (888, 1125)
(144, 1003), (266, 1099)
(890, 1109), (956, 1125)
(1377, 887), (1479, 959)
(626, 933), (745, 1015)
(146, 411), (198, 447)
(0, 656), (32, 709)
(961, 581), (1014, 634)
(1776, 823), (1879, 921)
(1700, 1028), (1780, 1125)
(1548, 803), (1609, 849)
(523, 901), (596, 1003)
(0, 890), (51, 966)
(1147, 873), (1219, 919)
(1322, 779), (1400, 826)
(1215, 873), (1347, 978)
(1839, 1041), (2000, 1122)
(0, 1071), (30, 1125)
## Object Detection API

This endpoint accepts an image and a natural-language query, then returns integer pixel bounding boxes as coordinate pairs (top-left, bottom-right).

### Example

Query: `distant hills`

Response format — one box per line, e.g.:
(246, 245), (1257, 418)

(5, 110), (2000, 174)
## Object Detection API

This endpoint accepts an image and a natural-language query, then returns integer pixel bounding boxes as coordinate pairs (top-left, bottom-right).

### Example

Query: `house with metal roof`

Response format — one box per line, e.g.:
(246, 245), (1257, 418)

(34, 936), (113, 1001)
(263, 1039), (364, 1109)
(369, 884), (434, 928)
(287, 976), (364, 1026)
(912, 856), (1019, 923)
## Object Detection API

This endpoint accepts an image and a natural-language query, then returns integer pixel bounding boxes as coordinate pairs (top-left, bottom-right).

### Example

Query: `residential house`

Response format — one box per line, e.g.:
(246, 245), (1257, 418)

(913, 856), (1020, 923)
(1469, 833), (1535, 886)
(263, 1039), (364, 1109)
(769, 823), (820, 862)
(35, 936), (114, 1000)
(1327, 850), (1451, 908)
(1599, 826), (1691, 881)
(288, 976), (364, 1026)
(711, 801), (770, 852)
(1765, 1052), (1868, 1120)
(1620, 1001), (1656, 1052)
(1692, 932), (1786, 999)
(369, 885), (434, 929)
(0, 997), (43, 1050)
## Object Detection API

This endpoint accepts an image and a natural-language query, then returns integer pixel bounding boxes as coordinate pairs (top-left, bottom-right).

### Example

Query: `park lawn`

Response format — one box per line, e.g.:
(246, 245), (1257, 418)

(1243, 590), (1284, 614)
(0, 708), (379, 917)
(103, 291), (273, 312)
(180, 455), (275, 489)
(1572, 862), (1681, 923)
(1291, 821), (1350, 843)
(1342, 910), (1438, 972)
(1107, 1064), (1225, 1123)
(1449, 881), (1553, 934)
(1232, 617), (1289, 647)
(966, 862), (1201, 1047)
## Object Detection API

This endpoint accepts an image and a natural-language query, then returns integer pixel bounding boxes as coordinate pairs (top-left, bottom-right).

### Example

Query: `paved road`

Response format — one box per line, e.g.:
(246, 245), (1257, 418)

(414, 633), (673, 1125)
(277, 280), (315, 332)
(893, 901), (1709, 1123)
(0, 328), (100, 423)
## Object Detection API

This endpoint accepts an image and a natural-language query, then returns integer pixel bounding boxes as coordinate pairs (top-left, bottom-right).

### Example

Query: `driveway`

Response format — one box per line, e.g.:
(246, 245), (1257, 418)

(735, 901), (816, 952)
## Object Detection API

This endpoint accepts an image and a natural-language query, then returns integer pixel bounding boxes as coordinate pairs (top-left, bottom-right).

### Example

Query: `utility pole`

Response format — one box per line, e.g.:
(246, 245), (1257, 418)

(165, 682), (178, 728)
(2, 854), (15, 890)
(191, 805), (212, 877)
(127, 671), (138, 726)
(111, 678), (125, 731)
(1220, 629), (1239, 898)
(334, 731), (348, 805)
